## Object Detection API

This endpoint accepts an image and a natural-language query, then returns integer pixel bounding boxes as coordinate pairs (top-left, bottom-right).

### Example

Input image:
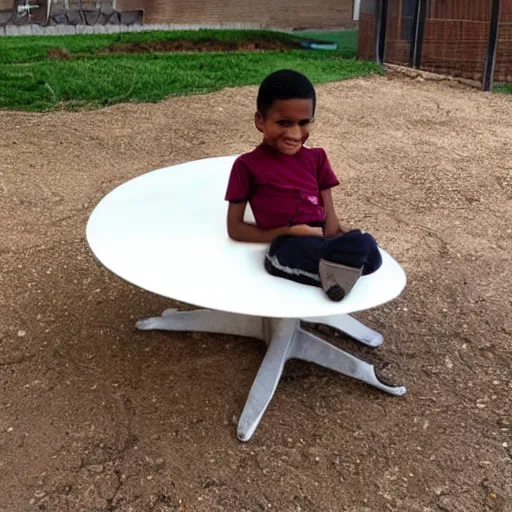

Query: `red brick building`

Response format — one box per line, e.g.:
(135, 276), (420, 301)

(122, 0), (357, 28)
(1, 0), (359, 29)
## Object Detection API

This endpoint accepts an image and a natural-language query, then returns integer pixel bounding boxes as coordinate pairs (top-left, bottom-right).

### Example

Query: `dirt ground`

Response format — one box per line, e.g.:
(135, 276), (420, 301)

(48, 38), (300, 60)
(0, 75), (511, 512)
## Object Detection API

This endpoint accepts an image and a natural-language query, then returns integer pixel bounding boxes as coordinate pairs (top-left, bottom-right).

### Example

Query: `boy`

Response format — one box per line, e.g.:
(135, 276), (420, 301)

(225, 69), (381, 301)
(225, 69), (346, 242)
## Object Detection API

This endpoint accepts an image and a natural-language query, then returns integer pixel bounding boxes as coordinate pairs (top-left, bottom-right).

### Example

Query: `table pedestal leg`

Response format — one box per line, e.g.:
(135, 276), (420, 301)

(136, 309), (405, 441)
(304, 314), (384, 347)
(136, 308), (265, 339)
(293, 325), (405, 396)
(237, 318), (297, 442)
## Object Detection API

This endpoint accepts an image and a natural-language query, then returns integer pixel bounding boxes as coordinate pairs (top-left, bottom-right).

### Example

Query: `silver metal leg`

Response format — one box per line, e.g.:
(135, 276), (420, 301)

(237, 319), (298, 442)
(136, 308), (265, 339)
(136, 309), (405, 441)
(293, 325), (405, 396)
(304, 314), (384, 347)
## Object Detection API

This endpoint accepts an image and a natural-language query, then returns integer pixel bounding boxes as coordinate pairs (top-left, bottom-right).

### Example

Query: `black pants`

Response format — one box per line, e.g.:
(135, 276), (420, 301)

(264, 229), (382, 287)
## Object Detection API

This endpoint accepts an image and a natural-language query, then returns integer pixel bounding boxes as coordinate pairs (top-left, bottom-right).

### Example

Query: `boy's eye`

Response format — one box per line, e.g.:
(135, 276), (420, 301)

(276, 120), (311, 127)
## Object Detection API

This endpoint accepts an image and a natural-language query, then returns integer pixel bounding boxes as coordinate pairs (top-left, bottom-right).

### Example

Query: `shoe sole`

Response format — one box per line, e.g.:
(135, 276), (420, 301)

(319, 259), (363, 302)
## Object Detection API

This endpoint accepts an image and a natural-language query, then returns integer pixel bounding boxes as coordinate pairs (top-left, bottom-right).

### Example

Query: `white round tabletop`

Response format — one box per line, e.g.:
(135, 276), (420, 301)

(86, 155), (406, 318)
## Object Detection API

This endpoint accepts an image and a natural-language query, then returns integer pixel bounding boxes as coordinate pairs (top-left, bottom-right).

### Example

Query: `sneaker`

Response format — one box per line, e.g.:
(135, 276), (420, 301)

(318, 259), (363, 301)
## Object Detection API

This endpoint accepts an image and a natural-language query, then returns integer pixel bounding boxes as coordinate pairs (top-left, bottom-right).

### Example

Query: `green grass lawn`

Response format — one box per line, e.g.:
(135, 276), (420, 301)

(496, 83), (512, 94)
(0, 29), (379, 111)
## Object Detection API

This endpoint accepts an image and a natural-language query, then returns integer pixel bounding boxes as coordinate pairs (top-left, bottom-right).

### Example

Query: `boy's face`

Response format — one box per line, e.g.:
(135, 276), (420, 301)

(255, 98), (314, 156)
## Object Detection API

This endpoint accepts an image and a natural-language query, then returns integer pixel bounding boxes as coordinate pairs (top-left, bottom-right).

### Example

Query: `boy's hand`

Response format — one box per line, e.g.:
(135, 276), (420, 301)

(321, 189), (350, 238)
(324, 223), (351, 238)
(287, 224), (324, 237)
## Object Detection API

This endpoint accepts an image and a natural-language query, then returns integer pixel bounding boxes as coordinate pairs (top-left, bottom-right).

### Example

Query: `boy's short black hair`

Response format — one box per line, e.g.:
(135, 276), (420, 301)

(257, 69), (316, 117)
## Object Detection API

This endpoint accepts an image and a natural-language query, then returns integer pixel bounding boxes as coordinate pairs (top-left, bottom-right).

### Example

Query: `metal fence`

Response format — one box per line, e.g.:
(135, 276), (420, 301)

(0, 0), (143, 27)
(420, 0), (491, 81)
(384, 0), (416, 66)
(357, 0), (512, 90)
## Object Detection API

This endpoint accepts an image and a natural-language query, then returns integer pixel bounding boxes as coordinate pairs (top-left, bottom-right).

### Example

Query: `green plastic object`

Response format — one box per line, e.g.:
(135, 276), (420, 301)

(299, 39), (337, 51)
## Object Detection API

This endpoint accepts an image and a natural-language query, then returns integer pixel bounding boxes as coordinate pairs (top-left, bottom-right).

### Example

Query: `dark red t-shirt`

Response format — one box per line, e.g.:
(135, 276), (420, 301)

(225, 143), (339, 230)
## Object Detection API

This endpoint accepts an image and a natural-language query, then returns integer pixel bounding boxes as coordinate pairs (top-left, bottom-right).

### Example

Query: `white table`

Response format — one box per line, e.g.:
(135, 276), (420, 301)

(86, 155), (407, 442)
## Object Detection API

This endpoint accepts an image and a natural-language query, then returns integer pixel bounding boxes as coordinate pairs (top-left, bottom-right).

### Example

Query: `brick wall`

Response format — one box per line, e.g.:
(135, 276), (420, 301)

(119, 0), (355, 29)
(357, 0), (378, 60)
(2, 0), (355, 28)
(357, 13), (377, 59)
(496, 0), (512, 82)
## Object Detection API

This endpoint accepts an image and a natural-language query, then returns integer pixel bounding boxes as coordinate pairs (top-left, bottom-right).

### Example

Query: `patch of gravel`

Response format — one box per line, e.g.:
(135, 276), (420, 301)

(0, 76), (511, 511)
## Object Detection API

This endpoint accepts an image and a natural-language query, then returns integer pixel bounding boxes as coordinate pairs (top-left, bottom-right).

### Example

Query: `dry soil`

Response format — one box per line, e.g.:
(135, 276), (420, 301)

(0, 75), (511, 512)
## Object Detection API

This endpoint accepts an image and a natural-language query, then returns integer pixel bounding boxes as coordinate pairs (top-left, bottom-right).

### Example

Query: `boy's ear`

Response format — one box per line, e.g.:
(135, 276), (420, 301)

(254, 111), (264, 133)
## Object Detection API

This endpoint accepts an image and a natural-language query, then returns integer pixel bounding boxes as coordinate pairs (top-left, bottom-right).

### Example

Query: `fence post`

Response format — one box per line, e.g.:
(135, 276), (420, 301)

(483, 0), (501, 91)
(376, 0), (388, 64)
(408, 0), (427, 68)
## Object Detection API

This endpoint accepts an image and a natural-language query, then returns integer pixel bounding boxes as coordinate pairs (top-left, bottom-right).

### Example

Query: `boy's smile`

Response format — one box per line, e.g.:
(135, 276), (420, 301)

(255, 98), (314, 156)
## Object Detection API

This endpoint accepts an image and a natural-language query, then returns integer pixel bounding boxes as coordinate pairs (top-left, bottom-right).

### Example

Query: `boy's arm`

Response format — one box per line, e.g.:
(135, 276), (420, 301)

(227, 202), (323, 243)
(321, 188), (350, 238)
